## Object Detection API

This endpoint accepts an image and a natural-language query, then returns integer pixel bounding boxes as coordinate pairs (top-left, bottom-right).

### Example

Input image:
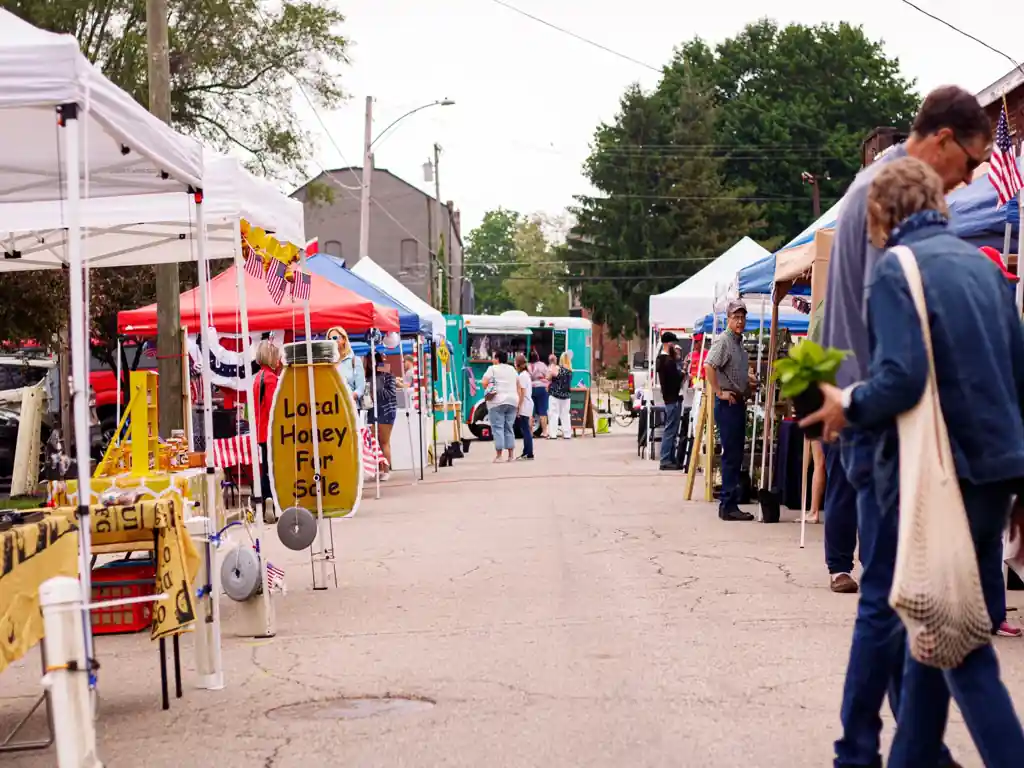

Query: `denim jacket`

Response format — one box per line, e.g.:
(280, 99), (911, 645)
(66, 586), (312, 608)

(336, 353), (365, 398)
(845, 214), (1024, 502)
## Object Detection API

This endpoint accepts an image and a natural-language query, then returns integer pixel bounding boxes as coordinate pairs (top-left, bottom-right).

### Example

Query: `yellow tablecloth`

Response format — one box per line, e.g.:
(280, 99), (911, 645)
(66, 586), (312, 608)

(50, 499), (200, 640)
(0, 515), (78, 674)
(50, 468), (226, 527)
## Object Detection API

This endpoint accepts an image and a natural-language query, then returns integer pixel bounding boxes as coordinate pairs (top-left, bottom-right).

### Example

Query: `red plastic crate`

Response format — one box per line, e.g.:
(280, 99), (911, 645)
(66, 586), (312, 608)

(90, 561), (156, 635)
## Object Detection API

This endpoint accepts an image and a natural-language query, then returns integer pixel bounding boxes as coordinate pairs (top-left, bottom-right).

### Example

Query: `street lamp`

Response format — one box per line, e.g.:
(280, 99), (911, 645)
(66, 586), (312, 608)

(359, 98), (455, 266)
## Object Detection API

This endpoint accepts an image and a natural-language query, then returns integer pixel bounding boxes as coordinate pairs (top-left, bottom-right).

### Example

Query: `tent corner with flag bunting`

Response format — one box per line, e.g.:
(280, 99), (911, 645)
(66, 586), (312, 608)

(240, 219), (315, 305)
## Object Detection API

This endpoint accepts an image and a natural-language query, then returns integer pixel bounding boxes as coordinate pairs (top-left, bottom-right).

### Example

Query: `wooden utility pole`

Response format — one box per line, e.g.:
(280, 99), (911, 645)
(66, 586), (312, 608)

(433, 143), (444, 312)
(147, 0), (183, 436)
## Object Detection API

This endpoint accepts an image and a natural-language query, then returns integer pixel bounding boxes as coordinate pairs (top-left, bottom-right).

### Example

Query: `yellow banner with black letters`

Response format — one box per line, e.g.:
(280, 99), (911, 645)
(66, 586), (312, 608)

(0, 515), (78, 674)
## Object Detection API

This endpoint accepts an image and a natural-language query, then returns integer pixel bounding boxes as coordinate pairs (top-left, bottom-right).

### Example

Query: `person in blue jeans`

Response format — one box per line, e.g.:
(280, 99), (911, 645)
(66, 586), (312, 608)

(823, 444), (859, 594)
(807, 156), (1024, 767)
(819, 85), (995, 768)
(656, 332), (683, 470)
(704, 300), (754, 521)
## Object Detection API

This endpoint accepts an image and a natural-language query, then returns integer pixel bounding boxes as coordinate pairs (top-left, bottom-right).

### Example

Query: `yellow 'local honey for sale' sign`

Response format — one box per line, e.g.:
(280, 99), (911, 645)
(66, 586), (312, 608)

(269, 362), (362, 518)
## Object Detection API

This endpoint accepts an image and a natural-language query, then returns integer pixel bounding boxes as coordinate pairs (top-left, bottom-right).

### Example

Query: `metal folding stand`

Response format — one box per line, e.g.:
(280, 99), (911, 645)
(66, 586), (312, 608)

(0, 649), (55, 754)
(151, 528), (182, 711)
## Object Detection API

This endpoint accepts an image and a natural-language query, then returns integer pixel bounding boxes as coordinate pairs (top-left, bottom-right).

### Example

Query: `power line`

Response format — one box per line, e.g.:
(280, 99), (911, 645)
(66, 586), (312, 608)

(253, 6), (439, 257)
(485, 0), (830, 139)
(488, 0), (660, 73)
(897, 1), (1024, 78)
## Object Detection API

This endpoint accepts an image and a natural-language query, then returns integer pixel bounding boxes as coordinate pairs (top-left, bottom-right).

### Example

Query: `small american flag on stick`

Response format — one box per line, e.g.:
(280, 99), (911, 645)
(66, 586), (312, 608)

(243, 242), (264, 279)
(988, 105), (1024, 207)
(292, 271), (311, 302)
(266, 560), (285, 590)
(266, 259), (288, 305)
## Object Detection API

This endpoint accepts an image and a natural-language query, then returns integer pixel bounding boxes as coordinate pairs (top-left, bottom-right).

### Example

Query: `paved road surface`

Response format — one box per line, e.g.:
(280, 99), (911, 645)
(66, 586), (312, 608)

(3, 431), (1021, 766)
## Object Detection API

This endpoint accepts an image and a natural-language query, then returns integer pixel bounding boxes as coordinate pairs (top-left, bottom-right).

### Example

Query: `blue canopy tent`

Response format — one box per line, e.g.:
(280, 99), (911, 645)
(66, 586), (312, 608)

(692, 310), (809, 336)
(306, 254), (429, 336)
(737, 161), (1023, 297)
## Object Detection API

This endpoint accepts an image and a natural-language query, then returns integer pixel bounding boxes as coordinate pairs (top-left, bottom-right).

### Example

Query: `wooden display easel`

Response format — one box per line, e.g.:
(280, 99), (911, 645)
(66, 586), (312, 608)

(684, 389), (716, 502)
(570, 387), (597, 437)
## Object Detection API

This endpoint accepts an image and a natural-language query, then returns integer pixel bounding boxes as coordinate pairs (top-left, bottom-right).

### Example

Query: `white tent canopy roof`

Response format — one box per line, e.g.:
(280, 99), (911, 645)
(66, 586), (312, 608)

(0, 8), (202, 202)
(649, 237), (770, 329)
(0, 151), (303, 271)
(350, 257), (446, 339)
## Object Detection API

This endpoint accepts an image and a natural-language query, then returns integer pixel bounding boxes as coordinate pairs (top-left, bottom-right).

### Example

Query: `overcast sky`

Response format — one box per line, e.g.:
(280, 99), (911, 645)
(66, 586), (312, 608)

(294, 0), (1019, 236)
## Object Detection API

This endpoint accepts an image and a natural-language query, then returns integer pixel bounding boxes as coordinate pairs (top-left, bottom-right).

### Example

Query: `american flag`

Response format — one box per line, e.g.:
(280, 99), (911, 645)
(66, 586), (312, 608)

(266, 259), (288, 305)
(212, 435), (252, 468)
(243, 242), (264, 279)
(266, 560), (285, 590)
(292, 270), (311, 302)
(360, 426), (389, 476)
(988, 106), (1024, 207)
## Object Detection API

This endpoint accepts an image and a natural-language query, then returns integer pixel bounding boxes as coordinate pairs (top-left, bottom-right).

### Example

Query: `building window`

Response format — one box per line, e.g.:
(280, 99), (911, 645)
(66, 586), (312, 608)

(324, 240), (342, 260)
(400, 239), (417, 274)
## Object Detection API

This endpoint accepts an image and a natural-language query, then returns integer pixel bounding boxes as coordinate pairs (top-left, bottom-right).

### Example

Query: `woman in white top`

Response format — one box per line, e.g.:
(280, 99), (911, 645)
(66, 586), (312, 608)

(481, 349), (519, 463)
(515, 353), (535, 460)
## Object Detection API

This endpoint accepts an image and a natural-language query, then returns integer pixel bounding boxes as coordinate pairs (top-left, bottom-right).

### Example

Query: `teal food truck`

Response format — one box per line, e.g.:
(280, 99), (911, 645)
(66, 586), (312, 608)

(436, 311), (592, 440)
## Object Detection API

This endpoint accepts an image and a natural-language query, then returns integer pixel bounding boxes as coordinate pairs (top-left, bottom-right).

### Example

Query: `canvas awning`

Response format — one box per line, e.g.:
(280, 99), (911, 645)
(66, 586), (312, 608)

(119, 263), (401, 334)
(649, 237), (770, 328)
(307, 254), (427, 336)
(350, 256), (446, 339)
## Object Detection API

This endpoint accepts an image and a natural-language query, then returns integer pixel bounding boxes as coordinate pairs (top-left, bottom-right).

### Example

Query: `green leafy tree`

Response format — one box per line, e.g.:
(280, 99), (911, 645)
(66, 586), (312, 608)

(503, 219), (567, 315)
(464, 208), (522, 314)
(0, 0), (349, 359)
(566, 79), (760, 337)
(669, 19), (919, 243)
(3, 0), (348, 178)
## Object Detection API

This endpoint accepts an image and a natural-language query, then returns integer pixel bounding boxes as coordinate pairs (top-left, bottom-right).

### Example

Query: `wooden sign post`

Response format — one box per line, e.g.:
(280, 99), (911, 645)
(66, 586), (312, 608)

(570, 387), (596, 437)
(269, 362), (362, 517)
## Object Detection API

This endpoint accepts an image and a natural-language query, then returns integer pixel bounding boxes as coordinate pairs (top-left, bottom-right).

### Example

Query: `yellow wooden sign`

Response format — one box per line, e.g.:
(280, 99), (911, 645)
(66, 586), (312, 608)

(269, 362), (362, 518)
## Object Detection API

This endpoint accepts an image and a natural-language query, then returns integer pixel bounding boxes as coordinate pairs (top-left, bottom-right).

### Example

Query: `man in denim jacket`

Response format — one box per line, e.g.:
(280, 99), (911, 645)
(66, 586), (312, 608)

(820, 86), (992, 768)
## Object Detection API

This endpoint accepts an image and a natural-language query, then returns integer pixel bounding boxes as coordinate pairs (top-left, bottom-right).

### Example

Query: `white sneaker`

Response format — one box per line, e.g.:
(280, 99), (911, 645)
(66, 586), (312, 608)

(379, 472), (391, 482)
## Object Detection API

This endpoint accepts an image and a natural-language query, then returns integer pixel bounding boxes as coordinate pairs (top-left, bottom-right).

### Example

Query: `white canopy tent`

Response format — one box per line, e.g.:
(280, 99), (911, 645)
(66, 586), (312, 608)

(351, 256), (447, 339)
(648, 237), (770, 330)
(0, 7), (205, 685)
(0, 149), (303, 270)
(0, 12), (319, 731)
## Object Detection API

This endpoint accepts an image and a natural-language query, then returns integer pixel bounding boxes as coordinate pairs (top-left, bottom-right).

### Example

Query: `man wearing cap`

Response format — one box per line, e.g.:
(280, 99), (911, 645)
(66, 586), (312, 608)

(705, 300), (755, 521)
(656, 331), (684, 470)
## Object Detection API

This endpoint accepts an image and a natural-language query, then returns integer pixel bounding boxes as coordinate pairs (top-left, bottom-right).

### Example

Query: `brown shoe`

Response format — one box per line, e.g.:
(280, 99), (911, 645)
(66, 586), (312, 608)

(830, 573), (859, 594)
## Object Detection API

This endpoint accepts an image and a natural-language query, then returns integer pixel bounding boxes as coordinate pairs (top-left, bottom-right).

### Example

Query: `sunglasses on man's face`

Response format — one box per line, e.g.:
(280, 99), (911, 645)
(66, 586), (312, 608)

(951, 135), (987, 176)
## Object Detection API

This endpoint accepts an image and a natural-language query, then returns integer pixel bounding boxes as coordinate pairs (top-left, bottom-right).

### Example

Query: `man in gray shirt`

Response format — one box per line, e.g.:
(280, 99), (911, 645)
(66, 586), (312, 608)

(821, 86), (992, 768)
(705, 300), (754, 522)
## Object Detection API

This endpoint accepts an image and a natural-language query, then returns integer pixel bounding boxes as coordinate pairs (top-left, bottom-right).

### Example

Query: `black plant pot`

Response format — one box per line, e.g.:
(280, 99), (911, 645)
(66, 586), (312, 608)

(791, 384), (825, 441)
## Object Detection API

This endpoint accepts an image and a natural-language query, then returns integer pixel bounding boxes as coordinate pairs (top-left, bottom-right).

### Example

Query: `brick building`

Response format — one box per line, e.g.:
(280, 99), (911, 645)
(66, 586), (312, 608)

(977, 68), (1024, 143)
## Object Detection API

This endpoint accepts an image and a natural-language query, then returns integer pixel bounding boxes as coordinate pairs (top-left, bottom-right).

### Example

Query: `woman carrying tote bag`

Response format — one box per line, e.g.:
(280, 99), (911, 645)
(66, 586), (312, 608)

(801, 157), (1024, 767)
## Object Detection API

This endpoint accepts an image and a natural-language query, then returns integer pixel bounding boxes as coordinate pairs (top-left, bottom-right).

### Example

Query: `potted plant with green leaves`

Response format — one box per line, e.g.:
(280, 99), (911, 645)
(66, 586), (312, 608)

(772, 340), (849, 440)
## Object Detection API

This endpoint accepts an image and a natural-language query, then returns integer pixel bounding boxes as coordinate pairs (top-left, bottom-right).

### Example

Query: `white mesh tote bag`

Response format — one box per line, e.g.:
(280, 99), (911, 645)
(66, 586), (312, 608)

(888, 245), (991, 669)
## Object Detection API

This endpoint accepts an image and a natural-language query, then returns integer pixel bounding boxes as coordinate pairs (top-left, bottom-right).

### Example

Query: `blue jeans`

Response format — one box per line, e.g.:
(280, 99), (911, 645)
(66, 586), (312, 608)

(714, 397), (745, 511)
(517, 414), (534, 458)
(824, 441), (858, 575)
(660, 400), (681, 465)
(834, 431), (952, 768)
(488, 404), (516, 451)
(889, 481), (1024, 768)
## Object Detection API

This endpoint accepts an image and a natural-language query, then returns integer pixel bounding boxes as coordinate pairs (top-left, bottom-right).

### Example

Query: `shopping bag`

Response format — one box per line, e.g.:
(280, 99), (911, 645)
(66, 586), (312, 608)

(888, 246), (991, 669)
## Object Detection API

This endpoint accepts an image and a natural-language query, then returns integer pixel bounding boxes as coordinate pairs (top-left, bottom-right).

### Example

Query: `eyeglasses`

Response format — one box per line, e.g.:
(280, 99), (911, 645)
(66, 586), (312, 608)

(951, 135), (987, 176)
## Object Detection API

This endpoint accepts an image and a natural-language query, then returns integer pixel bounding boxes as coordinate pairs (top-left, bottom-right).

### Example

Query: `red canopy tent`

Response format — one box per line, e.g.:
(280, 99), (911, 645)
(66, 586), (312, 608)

(118, 263), (401, 335)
